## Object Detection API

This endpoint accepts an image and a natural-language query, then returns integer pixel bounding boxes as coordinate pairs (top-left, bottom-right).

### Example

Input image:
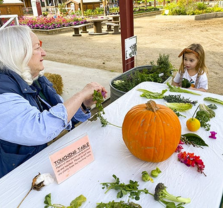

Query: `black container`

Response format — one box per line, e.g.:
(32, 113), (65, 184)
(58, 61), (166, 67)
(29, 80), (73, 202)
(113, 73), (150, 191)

(110, 65), (172, 102)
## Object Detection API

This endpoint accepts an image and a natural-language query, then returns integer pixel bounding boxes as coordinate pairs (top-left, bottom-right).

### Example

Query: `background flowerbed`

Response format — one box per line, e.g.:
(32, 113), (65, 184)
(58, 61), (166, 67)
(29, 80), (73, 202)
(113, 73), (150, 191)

(19, 15), (87, 30)
(163, 0), (223, 15)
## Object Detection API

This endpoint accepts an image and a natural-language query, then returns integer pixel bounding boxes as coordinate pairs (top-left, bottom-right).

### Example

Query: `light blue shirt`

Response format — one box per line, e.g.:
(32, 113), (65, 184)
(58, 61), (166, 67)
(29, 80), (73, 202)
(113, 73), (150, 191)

(0, 93), (91, 146)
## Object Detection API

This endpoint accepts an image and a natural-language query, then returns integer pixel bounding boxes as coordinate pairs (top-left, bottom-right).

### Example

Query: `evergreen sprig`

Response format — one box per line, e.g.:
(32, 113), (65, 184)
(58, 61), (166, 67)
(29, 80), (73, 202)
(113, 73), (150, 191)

(163, 95), (198, 105)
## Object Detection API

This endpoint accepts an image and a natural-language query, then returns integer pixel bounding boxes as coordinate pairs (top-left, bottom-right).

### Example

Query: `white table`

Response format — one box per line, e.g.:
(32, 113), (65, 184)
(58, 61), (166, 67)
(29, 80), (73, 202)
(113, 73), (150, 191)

(0, 82), (223, 208)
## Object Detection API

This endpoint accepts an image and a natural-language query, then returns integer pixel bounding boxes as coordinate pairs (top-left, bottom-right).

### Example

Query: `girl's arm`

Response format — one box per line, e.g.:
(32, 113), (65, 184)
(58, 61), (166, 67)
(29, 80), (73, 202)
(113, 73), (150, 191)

(172, 81), (180, 87)
(190, 87), (207, 92)
(172, 71), (181, 87)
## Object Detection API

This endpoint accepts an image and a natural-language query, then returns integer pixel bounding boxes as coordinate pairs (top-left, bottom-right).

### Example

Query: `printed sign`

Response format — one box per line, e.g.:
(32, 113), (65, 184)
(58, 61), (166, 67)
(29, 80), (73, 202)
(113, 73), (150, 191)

(49, 135), (94, 184)
(125, 36), (137, 60)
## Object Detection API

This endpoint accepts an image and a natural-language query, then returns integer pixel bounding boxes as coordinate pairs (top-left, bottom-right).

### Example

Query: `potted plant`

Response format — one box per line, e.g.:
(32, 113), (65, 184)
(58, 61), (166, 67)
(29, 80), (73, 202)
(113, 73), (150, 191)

(110, 54), (174, 102)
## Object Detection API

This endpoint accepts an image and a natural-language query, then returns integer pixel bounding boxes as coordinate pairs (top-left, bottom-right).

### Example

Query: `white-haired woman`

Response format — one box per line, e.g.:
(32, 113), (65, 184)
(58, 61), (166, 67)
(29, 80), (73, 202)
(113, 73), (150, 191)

(0, 25), (107, 178)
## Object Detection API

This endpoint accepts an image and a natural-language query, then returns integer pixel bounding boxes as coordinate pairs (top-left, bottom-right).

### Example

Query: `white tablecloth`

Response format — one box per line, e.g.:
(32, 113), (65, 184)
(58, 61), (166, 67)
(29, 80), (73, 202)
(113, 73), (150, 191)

(0, 82), (223, 208)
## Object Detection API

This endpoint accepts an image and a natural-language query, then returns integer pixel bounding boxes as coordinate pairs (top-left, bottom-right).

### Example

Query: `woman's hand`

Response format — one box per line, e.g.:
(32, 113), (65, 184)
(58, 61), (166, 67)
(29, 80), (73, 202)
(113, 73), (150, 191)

(81, 82), (107, 108)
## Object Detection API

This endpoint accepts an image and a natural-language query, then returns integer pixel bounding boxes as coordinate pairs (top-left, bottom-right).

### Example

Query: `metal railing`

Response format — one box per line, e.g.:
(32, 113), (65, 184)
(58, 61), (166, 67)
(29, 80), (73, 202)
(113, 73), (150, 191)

(0, 15), (19, 29)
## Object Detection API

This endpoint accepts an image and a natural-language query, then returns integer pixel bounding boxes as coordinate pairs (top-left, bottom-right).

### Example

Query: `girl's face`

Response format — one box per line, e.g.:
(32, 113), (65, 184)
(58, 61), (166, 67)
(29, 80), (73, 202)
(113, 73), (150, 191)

(183, 53), (199, 71)
(28, 33), (46, 79)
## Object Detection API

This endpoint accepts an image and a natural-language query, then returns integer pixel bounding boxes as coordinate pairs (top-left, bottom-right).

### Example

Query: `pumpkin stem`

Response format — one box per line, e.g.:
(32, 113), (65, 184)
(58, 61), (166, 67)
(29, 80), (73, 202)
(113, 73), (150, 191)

(146, 100), (159, 112)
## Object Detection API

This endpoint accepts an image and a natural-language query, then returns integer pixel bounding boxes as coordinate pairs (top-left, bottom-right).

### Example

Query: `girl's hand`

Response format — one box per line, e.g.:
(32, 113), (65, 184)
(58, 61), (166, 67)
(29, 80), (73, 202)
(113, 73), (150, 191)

(81, 82), (107, 108)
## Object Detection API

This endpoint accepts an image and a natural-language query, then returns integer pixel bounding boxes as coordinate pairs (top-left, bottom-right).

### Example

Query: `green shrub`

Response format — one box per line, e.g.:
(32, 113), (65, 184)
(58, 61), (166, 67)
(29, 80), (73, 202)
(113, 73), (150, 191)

(213, 5), (223, 12)
(163, 0), (223, 16)
(196, 2), (207, 10)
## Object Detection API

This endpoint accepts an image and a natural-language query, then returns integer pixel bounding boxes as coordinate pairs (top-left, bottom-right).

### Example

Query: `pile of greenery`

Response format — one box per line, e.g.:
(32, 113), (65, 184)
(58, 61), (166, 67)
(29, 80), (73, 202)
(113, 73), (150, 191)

(112, 54), (174, 93)
(163, 0), (223, 15)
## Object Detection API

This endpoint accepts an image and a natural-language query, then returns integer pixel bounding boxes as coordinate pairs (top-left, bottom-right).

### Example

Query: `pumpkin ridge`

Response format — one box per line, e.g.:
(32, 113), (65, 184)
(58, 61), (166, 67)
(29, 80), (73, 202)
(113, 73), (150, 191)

(130, 107), (153, 159)
(158, 108), (181, 160)
(154, 110), (166, 162)
(122, 106), (144, 154)
(140, 109), (155, 160)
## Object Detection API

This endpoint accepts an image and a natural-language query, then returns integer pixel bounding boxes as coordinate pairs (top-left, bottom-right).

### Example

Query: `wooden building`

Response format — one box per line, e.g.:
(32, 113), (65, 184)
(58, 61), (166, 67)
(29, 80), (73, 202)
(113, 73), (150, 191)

(0, 0), (24, 16)
(65, 0), (101, 12)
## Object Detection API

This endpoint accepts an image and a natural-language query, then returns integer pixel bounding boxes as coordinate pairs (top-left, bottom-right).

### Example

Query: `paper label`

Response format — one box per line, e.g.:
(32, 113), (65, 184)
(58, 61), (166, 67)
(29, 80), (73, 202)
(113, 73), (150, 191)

(49, 135), (94, 184)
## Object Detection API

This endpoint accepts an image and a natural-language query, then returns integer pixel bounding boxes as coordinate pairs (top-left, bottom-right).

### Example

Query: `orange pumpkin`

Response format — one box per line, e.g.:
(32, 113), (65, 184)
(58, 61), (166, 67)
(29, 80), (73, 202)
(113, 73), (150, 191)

(122, 100), (181, 162)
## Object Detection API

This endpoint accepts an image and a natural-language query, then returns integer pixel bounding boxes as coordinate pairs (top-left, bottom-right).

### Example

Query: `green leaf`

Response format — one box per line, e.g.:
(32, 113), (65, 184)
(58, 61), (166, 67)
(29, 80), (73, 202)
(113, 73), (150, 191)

(137, 89), (167, 99)
(44, 193), (52, 205)
(167, 82), (201, 96)
(204, 97), (223, 105)
(70, 195), (87, 208)
(165, 102), (193, 112)
(166, 202), (177, 208)
(181, 133), (208, 147)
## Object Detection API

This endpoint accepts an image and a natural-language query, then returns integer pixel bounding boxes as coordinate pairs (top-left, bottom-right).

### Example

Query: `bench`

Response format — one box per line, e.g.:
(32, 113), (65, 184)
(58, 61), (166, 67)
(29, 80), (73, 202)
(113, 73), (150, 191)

(106, 22), (120, 34)
(106, 18), (113, 32)
(71, 23), (93, 36)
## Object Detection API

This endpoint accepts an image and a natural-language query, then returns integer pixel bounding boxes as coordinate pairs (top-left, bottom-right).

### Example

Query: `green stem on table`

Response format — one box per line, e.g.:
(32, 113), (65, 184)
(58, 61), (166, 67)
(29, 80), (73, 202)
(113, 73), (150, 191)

(192, 105), (199, 119)
(107, 122), (122, 128)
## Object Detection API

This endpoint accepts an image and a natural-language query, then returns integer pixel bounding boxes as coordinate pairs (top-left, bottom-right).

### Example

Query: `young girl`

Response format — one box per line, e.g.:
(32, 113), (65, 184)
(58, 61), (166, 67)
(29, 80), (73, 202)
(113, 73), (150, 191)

(173, 43), (208, 92)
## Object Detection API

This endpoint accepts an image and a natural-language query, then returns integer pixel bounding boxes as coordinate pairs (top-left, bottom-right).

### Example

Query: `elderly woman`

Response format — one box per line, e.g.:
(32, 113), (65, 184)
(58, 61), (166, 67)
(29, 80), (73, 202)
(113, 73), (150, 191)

(0, 25), (107, 178)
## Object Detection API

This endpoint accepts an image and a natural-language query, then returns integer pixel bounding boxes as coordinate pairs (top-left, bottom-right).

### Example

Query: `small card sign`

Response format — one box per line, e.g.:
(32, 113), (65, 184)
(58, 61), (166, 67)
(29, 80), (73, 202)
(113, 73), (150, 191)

(49, 135), (94, 184)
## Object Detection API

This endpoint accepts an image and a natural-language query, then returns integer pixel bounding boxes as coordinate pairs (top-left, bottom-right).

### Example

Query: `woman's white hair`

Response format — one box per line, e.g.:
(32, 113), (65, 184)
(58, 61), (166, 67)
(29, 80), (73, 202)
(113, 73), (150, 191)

(0, 25), (44, 85)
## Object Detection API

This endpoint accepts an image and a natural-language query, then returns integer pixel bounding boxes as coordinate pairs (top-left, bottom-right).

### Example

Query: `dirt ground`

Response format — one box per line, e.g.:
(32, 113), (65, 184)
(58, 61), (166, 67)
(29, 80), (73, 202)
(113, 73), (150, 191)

(36, 16), (223, 95)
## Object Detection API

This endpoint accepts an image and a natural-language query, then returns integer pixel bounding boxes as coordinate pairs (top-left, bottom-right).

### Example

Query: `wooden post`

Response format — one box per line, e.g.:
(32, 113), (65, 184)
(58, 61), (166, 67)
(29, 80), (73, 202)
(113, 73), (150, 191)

(80, 0), (84, 17)
(120, 0), (134, 72)
(163, 0), (165, 6)
(154, 0), (156, 7)
(103, 0), (106, 16)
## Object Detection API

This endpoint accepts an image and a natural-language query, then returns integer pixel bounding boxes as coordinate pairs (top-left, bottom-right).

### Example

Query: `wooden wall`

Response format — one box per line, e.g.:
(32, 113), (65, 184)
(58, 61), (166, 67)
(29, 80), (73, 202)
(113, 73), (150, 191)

(0, 3), (24, 16)
(67, 2), (100, 11)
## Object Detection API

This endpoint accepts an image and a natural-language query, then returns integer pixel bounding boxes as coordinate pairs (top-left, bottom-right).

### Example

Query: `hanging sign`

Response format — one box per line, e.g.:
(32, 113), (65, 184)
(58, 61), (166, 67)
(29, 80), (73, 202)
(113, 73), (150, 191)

(49, 135), (94, 184)
(125, 36), (137, 60)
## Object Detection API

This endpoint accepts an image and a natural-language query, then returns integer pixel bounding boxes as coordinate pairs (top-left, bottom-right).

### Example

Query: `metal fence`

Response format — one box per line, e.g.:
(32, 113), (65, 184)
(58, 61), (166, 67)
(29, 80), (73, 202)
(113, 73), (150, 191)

(0, 15), (19, 29)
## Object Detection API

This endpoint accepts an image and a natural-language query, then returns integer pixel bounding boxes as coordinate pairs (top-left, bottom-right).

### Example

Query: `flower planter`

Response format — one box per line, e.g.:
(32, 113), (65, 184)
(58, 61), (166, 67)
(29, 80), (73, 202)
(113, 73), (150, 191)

(110, 65), (172, 103)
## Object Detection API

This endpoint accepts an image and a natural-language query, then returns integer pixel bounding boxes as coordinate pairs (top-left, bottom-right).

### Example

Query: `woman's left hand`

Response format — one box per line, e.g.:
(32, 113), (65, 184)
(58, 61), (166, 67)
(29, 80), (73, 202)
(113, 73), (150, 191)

(83, 85), (107, 108)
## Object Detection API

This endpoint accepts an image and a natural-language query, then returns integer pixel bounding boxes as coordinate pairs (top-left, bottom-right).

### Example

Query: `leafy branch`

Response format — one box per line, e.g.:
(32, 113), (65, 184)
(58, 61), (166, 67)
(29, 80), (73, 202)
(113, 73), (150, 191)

(101, 175), (149, 200)
(88, 91), (121, 128)
(96, 200), (142, 208)
(44, 194), (86, 208)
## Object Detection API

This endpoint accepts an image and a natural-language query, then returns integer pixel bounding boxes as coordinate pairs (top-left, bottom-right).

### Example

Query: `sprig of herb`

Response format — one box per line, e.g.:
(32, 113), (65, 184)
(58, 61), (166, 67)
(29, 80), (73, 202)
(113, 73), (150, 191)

(181, 133), (208, 148)
(44, 193), (86, 208)
(101, 175), (149, 200)
(96, 200), (142, 208)
(88, 91), (121, 128)
(163, 95), (198, 105)
(173, 109), (186, 118)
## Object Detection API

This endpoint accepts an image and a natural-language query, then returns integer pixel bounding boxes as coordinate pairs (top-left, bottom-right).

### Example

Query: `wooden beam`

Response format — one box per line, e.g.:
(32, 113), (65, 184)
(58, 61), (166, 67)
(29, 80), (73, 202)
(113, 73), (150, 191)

(120, 0), (134, 72)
